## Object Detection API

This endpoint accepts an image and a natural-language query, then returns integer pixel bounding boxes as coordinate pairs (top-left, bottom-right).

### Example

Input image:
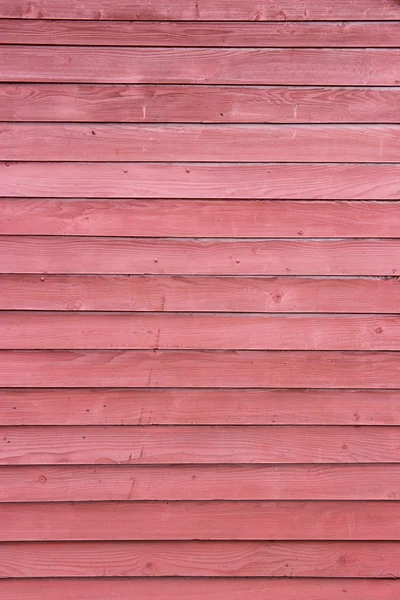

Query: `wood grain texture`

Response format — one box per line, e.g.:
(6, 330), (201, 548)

(4, 464), (400, 501)
(2, 125), (400, 162)
(3, 20), (400, 46)
(2, 312), (400, 350)
(3, 6), (400, 589)
(2, 84), (399, 123)
(2, 199), (400, 237)
(2, 578), (400, 600)
(1, 237), (400, 276)
(1, 0), (400, 20)
(1, 425), (400, 464)
(2, 389), (400, 426)
(2, 540), (400, 577)
(1, 275), (400, 313)
(2, 501), (400, 541)
(2, 47), (400, 85)
(1, 350), (400, 389)
(2, 163), (400, 199)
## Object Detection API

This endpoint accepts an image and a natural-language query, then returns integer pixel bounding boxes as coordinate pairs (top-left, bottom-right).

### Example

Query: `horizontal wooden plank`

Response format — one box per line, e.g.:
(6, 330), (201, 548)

(2, 125), (400, 162)
(2, 350), (400, 389)
(4, 501), (400, 543)
(1, 47), (400, 85)
(2, 163), (400, 199)
(2, 84), (399, 123)
(2, 501), (399, 541)
(1, 275), (400, 313)
(2, 199), (400, 237)
(1, 425), (400, 464)
(1, 237), (400, 276)
(2, 540), (400, 577)
(2, 578), (400, 600)
(2, 313), (400, 350)
(2, 389), (400, 426)
(3, 464), (400, 501)
(3, 20), (400, 47)
(1, 0), (400, 20)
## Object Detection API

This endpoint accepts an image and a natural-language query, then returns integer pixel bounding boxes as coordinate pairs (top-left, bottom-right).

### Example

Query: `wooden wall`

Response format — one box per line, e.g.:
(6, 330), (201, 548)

(1, 1), (400, 598)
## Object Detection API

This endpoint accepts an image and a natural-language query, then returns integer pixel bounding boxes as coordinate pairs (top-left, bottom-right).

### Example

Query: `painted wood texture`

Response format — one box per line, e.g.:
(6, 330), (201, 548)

(2, 501), (400, 541)
(2, 163), (400, 199)
(3, 20), (400, 46)
(2, 125), (400, 162)
(2, 47), (400, 85)
(1, 312), (400, 350)
(4, 464), (400, 502)
(2, 84), (399, 123)
(1, 0), (399, 20)
(2, 200), (400, 237)
(3, 579), (400, 600)
(3, 540), (400, 577)
(2, 389), (400, 426)
(1, 275), (400, 313)
(3, 3), (400, 594)
(1, 350), (400, 388)
(1, 425), (400, 464)
(1, 237), (400, 275)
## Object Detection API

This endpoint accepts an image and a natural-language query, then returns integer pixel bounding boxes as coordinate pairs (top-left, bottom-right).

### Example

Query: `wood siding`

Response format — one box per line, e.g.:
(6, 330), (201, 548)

(1, 2), (400, 599)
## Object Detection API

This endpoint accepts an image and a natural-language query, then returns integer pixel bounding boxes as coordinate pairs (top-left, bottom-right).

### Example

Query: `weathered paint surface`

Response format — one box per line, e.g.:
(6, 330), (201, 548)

(1, 2), (400, 598)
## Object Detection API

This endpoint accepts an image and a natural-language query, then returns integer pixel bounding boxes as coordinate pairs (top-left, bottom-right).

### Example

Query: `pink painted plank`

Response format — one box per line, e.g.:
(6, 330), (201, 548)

(2, 389), (400, 426)
(2, 125), (400, 162)
(2, 540), (400, 577)
(2, 501), (399, 541)
(1, 275), (400, 313)
(3, 464), (400, 501)
(1, 0), (399, 20)
(1, 425), (400, 464)
(3, 20), (400, 46)
(2, 578), (400, 600)
(1, 237), (399, 276)
(1, 199), (400, 237)
(1, 313), (400, 350)
(2, 84), (399, 123)
(1, 350), (400, 389)
(1, 47), (399, 85)
(2, 163), (400, 199)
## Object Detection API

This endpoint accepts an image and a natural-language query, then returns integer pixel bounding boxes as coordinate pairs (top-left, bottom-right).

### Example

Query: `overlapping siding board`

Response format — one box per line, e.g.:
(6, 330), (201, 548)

(0, 1), (400, 598)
